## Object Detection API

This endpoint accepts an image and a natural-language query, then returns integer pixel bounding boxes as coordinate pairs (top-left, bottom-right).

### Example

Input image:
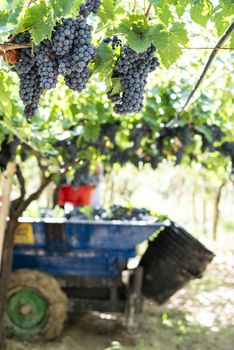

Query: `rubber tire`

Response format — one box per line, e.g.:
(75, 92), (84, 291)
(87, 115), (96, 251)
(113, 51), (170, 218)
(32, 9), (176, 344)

(5, 269), (68, 341)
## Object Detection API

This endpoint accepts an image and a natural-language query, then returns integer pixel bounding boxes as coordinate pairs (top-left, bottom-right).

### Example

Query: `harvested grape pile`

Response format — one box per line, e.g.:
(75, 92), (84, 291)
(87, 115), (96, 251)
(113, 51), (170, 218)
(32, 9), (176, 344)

(42, 204), (167, 221)
(12, 0), (100, 118)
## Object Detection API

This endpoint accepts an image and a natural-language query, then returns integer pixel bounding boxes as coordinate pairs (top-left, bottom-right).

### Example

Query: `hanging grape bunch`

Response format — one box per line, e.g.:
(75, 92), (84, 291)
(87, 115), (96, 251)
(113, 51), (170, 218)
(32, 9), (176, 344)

(0, 136), (19, 171)
(106, 37), (160, 114)
(11, 0), (101, 119)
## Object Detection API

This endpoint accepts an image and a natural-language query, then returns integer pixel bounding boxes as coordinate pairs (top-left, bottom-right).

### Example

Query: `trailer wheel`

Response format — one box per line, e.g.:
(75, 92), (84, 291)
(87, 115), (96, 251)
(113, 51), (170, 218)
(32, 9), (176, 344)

(5, 269), (68, 341)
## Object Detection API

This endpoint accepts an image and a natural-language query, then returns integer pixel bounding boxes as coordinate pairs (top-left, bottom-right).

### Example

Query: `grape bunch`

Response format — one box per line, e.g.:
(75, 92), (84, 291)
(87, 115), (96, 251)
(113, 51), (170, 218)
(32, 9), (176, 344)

(216, 142), (234, 174)
(19, 64), (43, 118)
(79, 0), (101, 18)
(35, 40), (59, 90)
(11, 2), (100, 119)
(0, 137), (19, 171)
(13, 32), (36, 75)
(106, 39), (159, 114)
(103, 35), (122, 49)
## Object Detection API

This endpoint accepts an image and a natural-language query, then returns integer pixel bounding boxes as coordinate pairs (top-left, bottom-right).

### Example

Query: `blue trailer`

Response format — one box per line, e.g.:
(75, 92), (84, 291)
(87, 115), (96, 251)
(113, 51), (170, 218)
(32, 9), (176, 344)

(5, 218), (213, 341)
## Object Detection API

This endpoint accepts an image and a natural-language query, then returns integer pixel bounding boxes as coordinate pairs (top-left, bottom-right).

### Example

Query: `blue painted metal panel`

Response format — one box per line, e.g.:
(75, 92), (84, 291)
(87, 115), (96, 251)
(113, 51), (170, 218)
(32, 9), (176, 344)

(13, 219), (167, 277)
(13, 250), (132, 277)
(65, 221), (164, 250)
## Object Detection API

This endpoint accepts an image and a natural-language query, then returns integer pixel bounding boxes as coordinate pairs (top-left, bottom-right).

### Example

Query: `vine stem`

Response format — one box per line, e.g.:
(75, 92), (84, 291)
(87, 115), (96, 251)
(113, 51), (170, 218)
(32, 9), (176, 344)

(179, 21), (234, 115)
(133, 0), (137, 13)
(144, 4), (152, 20)
(0, 43), (31, 52)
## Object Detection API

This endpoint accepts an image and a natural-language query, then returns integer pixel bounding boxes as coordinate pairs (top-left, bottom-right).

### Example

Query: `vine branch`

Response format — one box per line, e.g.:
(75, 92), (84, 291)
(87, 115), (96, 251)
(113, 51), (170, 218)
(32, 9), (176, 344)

(15, 165), (26, 201)
(0, 43), (31, 53)
(144, 4), (152, 20)
(179, 21), (234, 115)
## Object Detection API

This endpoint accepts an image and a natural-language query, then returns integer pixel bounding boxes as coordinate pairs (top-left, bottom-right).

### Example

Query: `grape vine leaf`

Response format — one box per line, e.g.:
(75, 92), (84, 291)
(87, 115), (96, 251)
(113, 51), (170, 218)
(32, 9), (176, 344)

(98, 0), (123, 24)
(116, 15), (153, 52)
(173, 0), (191, 18)
(153, 2), (174, 25)
(17, 2), (54, 45)
(194, 124), (213, 141)
(111, 77), (122, 95)
(48, 0), (78, 18)
(213, 0), (234, 36)
(0, 89), (13, 118)
(190, 0), (214, 27)
(83, 124), (100, 142)
(92, 43), (116, 88)
(230, 33), (234, 48)
(148, 24), (169, 50)
(150, 22), (189, 68)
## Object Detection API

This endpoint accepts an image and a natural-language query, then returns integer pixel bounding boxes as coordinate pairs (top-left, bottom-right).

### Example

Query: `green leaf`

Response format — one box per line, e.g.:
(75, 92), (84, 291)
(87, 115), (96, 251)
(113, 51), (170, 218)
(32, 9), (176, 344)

(148, 24), (169, 50)
(170, 22), (189, 45)
(190, 0), (213, 27)
(213, 0), (234, 36)
(153, 2), (174, 25)
(93, 43), (116, 88)
(98, 0), (116, 24)
(16, 2), (54, 45)
(194, 124), (213, 141)
(110, 77), (122, 95)
(0, 89), (13, 118)
(230, 33), (234, 48)
(49, 0), (78, 18)
(174, 0), (191, 17)
(83, 124), (100, 142)
(116, 15), (153, 52)
(121, 30), (152, 52)
(155, 22), (189, 68)
(0, 12), (10, 26)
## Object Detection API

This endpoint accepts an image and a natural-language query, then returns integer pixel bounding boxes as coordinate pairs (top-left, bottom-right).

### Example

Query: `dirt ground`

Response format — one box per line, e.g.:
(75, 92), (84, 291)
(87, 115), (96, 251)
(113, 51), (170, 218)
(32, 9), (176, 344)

(7, 233), (234, 350)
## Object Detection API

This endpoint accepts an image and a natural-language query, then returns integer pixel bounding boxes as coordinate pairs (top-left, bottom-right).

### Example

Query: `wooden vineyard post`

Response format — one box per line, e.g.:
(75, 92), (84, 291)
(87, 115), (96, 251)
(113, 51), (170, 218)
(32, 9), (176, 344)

(0, 162), (16, 270)
(212, 182), (225, 241)
(0, 161), (16, 350)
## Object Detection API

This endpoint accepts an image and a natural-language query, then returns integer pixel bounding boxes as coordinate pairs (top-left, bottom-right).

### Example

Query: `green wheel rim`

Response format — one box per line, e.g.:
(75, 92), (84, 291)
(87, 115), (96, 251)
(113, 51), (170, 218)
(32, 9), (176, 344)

(7, 288), (48, 335)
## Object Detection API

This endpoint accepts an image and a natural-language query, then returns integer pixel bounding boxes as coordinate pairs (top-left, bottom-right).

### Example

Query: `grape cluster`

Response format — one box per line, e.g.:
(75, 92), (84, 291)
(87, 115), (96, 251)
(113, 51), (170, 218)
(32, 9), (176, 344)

(107, 41), (159, 114)
(79, 0), (101, 18)
(216, 142), (234, 174)
(103, 35), (122, 49)
(14, 49), (36, 75)
(19, 64), (43, 118)
(12, 2), (100, 119)
(51, 18), (76, 56)
(35, 40), (59, 90)
(0, 137), (19, 171)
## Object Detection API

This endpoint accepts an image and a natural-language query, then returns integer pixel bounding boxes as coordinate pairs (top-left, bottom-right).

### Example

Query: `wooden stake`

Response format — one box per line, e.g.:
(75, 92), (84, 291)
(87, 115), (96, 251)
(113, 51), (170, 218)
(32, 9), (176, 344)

(0, 161), (16, 349)
(0, 162), (16, 272)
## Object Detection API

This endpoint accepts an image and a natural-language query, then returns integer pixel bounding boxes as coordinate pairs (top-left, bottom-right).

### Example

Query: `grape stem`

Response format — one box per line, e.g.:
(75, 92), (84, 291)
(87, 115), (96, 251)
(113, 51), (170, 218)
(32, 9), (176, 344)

(0, 43), (31, 52)
(133, 0), (137, 13)
(144, 4), (152, 20)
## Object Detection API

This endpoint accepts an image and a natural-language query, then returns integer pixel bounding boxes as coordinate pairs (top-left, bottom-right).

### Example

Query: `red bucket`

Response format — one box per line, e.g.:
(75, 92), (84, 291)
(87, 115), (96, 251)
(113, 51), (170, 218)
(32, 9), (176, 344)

(58, 185), (95, 206)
